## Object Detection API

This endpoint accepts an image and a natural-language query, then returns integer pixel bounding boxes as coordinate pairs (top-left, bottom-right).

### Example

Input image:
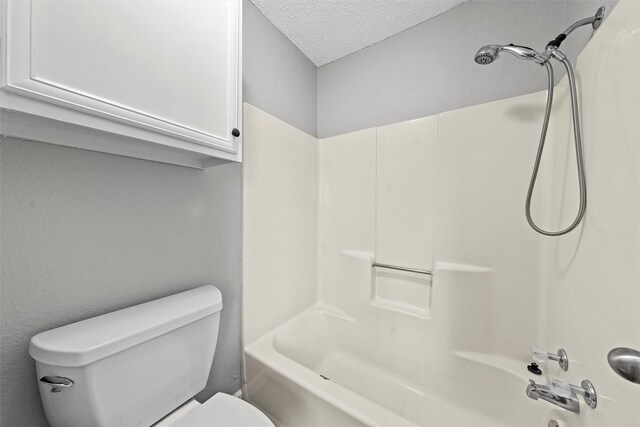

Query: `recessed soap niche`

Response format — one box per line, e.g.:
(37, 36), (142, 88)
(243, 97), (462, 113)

(371, 268), (432, 318)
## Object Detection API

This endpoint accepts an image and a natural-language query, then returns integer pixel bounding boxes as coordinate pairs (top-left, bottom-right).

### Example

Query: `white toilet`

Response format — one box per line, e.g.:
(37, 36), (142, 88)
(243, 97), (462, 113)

(29, 286), (274, 427)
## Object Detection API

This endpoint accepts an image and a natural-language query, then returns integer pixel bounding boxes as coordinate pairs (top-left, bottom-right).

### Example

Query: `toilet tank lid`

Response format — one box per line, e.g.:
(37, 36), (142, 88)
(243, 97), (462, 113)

(29, 285), (222, 367)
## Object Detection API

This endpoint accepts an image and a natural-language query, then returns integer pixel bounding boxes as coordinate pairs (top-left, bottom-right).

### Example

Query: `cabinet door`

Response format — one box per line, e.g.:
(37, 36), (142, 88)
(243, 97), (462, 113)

(2, 0), (241, 156)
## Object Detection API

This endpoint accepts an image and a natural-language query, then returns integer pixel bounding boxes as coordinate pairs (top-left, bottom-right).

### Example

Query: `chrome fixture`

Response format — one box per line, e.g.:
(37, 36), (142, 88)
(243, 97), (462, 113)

(608, 347), (640, 384)
(526, 379), (580, 413)
(473, 44), (546, 65)
(557, 6), (605, 36)
(474, 7), (606, 236)
(372, 262), (432, 276)
(39, 376), (74, 393)
(574, 380), (597, 409)
(526, 378), (597, 413)
(532, 347), (569, 371)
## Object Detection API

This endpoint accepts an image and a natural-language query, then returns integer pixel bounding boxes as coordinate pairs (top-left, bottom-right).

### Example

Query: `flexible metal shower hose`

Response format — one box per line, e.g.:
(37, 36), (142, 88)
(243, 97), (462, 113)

(525, 58), (587, 236)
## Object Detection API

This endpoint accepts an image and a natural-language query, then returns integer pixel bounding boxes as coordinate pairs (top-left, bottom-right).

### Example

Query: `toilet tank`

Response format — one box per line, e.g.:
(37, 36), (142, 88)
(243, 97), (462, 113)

(29, 285), (223, 427)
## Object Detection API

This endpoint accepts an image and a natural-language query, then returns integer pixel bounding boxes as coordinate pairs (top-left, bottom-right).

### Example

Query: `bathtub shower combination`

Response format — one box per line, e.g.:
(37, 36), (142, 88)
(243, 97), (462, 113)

(243, 1), (640, 427)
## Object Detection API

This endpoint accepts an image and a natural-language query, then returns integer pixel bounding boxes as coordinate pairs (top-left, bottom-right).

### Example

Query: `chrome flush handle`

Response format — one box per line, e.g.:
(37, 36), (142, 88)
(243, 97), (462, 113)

(39, 376), (74, 393)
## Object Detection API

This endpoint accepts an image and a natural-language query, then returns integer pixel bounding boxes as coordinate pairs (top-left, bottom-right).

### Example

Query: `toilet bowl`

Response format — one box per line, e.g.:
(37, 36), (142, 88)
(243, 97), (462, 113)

(29, 286), (273, 427)
(156, 393), (273, 427)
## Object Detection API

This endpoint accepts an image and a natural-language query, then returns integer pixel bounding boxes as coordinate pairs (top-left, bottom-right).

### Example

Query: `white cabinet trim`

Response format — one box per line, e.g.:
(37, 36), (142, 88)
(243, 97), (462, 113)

(0, 0), (243, 167)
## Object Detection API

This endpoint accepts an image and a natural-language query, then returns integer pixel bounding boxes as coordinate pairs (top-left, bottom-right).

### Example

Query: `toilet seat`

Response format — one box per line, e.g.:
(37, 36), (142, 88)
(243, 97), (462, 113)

(169, 393), (274, 427)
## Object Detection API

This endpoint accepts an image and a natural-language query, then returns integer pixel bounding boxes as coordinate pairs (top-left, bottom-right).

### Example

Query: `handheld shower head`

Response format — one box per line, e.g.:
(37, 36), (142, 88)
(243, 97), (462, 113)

(474, 44), (545, 65)
(472, 6), (607, 236)
(474, 45), (499, 64)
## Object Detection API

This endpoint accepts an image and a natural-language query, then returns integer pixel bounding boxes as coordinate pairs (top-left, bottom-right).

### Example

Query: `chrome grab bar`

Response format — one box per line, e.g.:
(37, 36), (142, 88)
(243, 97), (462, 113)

(372, 262), (432, 276)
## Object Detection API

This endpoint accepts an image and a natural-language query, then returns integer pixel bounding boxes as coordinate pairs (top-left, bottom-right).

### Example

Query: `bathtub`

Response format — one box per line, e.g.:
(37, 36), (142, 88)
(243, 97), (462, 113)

(244, 266), (567, 427)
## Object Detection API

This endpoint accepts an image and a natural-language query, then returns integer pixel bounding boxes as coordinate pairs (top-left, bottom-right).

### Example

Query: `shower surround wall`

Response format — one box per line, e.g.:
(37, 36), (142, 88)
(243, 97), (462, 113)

(243, 92), (548, 426)
(242, 104), (318, 345)
(243, 0), (639, 425)
(539, 4), (640, 417)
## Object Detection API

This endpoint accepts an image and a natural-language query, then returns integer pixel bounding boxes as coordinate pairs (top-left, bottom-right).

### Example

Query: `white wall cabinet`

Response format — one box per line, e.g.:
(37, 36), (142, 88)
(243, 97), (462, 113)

(0, 0), (242, 168)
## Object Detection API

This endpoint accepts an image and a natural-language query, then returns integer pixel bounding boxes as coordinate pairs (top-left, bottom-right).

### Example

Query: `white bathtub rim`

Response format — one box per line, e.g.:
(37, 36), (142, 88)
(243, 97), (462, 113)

(244, 303), (525, 427)
(245, 306), (419, 427)
(246, 341), (418, 427)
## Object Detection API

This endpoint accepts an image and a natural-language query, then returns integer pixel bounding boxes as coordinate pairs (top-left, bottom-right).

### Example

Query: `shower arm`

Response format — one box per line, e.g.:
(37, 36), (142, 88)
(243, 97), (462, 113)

(546, 6), (605, 49)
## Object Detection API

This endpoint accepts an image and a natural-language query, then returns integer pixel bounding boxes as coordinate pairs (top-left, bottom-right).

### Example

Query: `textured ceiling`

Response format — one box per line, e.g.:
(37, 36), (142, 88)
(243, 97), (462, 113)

(250, 0), (469, 66)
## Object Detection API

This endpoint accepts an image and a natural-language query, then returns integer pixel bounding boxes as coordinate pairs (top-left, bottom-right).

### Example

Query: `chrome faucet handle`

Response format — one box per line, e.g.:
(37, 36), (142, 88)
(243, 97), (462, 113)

(547, 377), (573, 398)
(531, 347), (569, 371)
(39, 376), (74, 393)
(547, 377), (598, 409)
(571, 380), (597, 409)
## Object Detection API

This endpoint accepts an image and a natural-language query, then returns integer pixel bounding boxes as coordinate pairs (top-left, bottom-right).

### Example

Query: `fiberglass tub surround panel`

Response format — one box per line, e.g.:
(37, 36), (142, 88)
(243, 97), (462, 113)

(242, 103), (318, 346)
(375, 116), (438, 269)
(436, 90), (549, 359)
(318, 117), (439, 318)
(373, 116), (438, 316)
(317, 126), (435, 381)
(540, 1), (640, 425)
(317, 129), (377, 314)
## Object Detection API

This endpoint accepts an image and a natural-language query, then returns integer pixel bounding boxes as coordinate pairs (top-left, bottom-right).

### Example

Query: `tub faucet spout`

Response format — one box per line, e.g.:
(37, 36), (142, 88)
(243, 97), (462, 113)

(526, 380), (580, 413)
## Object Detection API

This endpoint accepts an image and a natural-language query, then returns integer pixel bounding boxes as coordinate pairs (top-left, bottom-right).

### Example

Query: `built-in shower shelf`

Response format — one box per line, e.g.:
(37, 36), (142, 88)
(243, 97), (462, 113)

(371, 266), (433, 318)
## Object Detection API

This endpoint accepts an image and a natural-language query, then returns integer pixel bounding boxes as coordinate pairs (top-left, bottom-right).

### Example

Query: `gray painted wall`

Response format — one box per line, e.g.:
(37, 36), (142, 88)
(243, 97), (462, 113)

(0, 138), (242, 427)
(317, 0), (618, 138)
(243, 0), (318, 137)
(0, 2), (316, 425)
